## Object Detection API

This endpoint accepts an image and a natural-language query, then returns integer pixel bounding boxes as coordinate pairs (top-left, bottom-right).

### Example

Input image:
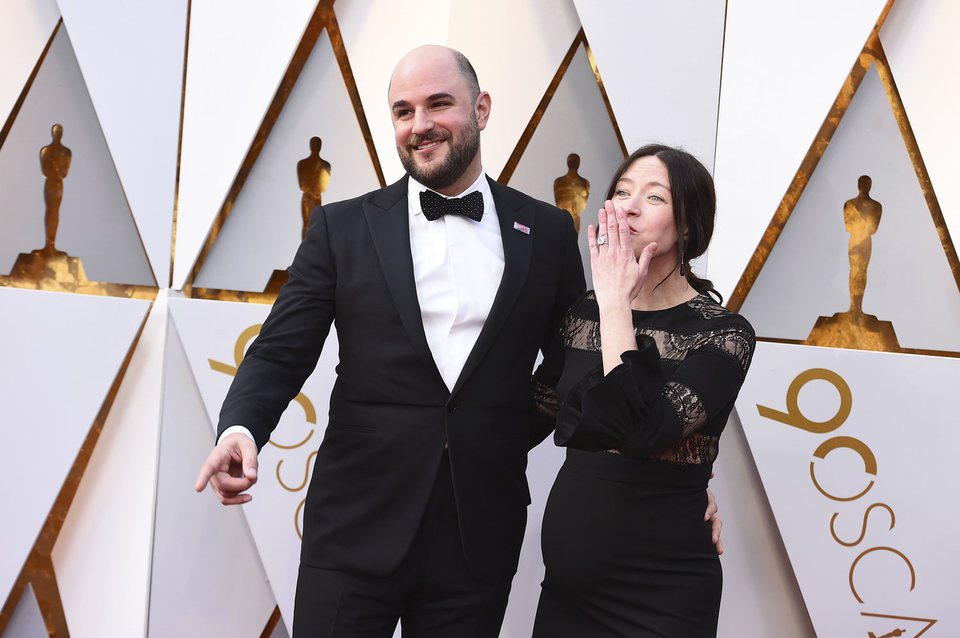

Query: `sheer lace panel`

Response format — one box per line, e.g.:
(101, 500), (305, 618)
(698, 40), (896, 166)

(687, 294), (730, 320)
(662, 380), (706, 437)
(646, 432), (719, 465)
(532, 378), (558, 421)
(699, 327), (754, 373)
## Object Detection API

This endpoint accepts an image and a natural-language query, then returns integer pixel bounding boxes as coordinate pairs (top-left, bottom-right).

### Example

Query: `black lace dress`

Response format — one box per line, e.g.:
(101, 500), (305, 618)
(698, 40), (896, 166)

(532, 291), (755, 638)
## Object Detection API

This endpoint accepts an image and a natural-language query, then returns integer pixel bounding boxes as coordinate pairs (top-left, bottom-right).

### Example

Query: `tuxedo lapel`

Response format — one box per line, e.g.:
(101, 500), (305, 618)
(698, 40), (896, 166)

(451, 178), (534, 395)
(363, 177), (445, 387)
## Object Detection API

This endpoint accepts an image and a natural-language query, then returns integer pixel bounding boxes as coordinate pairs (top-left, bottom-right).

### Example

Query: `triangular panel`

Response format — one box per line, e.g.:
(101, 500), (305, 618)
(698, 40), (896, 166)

(0, 0), (60, 127)
(573, 0), (725, 170)
(737, 342), (955, 636)
(51, 291), (169, 637)
(0, 24), (155, 286)
(194, 27), (380, 293)
(506, 42), (624, 282)
(882, 0), (960, 265)
(711, 0), (890, 297)
(168, 297), (339, 633)
(149, 316), (277, 635)
(0, 288), (149, 607)
(738, 60), (960, 352)
(57, 0), (189, 286)
(172, 0), (320, 289)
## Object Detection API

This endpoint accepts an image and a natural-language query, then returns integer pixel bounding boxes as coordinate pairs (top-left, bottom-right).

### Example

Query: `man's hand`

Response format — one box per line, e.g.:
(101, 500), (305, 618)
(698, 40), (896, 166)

(705, 486), (724, 555)
(194, 433), (259, 505)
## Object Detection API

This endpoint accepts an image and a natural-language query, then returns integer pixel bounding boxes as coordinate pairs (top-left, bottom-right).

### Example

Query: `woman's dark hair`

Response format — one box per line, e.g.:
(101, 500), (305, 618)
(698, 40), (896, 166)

(604, 143), (720, 301)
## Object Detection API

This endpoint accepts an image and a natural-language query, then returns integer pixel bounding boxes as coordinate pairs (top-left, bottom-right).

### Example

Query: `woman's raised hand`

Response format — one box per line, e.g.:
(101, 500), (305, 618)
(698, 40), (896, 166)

(587, 200), (657, 310)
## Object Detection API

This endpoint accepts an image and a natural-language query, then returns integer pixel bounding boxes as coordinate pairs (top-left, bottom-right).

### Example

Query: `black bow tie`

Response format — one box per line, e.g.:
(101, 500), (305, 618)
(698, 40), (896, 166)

(419, 189), (484, 222)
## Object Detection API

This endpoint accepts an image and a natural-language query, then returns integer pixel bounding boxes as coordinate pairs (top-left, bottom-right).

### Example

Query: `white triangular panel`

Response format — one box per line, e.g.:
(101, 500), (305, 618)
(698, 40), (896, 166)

(334, 0), (451, 184)
(447, 0), (582, 179)
(740, 65), (960, 351)
(0, 0), (59, 127)
(0, 288), (150, 606)
(195, 28), (380, 292)
(172, 0), (319, 289)
(57, 0), (188, 287)
(4, 584), (46, 638)
(51, 291), (169, 638)
(168, 297), (339, 633)
(149, 316), (276, 635)
(712, 412), (815, 637)
(573, 0), (725, 171)
(882, 0), (960, 258)
(0, 25), (155, 286)
(737, 343), (957, 636)
(711, 0), (889, 298)
(507, 45), (623, 282)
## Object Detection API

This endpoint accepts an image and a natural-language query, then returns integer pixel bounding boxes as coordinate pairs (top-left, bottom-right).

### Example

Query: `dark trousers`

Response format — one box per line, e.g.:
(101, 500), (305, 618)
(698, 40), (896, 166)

(292, 451), (512, 637)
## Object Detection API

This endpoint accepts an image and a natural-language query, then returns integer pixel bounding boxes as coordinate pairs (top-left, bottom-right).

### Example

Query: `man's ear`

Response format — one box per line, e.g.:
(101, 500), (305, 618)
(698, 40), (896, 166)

(475, 91), (492, 130)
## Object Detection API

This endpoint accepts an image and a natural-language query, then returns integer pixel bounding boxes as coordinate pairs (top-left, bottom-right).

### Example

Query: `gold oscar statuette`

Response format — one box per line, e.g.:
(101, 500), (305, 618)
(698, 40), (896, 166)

(297, 136), (331, 239)
(806, 175), (900, 351)
(553, 153), (589, 233)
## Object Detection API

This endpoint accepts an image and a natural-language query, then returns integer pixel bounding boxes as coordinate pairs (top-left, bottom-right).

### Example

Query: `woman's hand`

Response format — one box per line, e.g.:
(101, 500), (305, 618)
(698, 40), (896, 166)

(587, 200), (657, 311)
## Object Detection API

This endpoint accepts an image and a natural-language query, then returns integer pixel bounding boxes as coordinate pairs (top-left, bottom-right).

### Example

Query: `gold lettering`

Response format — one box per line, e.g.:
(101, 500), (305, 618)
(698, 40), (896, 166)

(810, 435), (877, 501)
(276, 451), (319, 492)
(830, 503), (895, 547)
(849, 546), (916, 604)
(861, 612), (937, 638)
(757, 368), (852, 433)
(208, 323), (318, 446)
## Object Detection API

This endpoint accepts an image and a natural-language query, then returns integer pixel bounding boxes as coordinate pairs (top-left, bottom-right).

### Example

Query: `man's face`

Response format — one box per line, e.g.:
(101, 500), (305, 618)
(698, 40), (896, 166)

(388, 52), (488, 192)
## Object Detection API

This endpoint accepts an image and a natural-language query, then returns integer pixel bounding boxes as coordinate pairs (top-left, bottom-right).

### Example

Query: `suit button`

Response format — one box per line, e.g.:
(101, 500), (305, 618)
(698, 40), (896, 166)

(447, 402), (459, 414)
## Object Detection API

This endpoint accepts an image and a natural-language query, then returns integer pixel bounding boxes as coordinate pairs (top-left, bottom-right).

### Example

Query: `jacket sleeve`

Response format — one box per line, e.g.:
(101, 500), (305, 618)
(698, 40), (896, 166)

(529, 210), (586, 449)
(216, 205), (337, 450)
(555, 325), (754, 457)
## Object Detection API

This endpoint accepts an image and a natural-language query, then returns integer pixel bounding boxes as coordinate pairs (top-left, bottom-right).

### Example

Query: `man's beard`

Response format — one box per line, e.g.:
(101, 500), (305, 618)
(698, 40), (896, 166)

(398, 117), (480, 191)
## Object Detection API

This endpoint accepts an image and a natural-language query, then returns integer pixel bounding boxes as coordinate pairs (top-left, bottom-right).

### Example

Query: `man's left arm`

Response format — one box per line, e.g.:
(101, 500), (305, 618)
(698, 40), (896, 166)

(529, 210), (585, 449)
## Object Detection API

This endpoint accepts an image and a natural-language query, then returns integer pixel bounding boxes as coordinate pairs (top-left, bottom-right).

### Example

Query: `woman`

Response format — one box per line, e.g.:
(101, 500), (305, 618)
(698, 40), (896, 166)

(532, 144), (755, 637)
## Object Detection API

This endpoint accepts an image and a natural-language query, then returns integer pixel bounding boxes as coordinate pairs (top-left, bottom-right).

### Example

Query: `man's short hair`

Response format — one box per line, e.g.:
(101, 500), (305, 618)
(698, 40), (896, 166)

(452, 50), (481, 101)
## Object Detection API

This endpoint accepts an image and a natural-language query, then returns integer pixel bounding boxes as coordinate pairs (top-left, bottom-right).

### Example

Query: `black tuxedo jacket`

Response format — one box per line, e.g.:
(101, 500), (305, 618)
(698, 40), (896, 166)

(218, 175), (585, 582)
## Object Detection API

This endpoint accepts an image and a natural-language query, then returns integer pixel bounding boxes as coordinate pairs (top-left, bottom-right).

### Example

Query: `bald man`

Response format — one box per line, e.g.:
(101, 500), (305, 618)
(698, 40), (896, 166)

(196, 45), (585, 636)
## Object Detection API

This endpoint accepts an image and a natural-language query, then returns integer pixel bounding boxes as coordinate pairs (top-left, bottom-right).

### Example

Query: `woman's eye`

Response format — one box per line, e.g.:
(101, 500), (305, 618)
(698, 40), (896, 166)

(614, 189), (629, 198)
(649, 194), (665, 203)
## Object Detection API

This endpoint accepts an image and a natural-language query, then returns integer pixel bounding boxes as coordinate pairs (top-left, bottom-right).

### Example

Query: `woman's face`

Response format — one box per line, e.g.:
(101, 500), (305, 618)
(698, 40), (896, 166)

(611, 156), (679, 259)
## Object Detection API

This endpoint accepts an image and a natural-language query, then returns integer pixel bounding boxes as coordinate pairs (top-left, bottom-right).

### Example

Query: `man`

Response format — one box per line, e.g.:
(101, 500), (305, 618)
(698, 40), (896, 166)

(195, 45), (719, 636)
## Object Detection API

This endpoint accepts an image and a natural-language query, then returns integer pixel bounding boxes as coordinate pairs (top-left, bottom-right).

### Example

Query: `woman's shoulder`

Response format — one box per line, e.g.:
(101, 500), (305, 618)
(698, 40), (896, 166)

(685, 294), (755, 336)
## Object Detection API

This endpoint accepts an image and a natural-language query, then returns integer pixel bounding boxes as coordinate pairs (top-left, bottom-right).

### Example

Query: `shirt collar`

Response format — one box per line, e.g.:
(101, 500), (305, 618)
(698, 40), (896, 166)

(409, 170), (490, 217)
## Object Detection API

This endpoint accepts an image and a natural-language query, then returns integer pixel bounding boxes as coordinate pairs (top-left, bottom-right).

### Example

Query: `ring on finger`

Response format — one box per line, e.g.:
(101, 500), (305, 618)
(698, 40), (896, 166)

(597, 235), (608, 246)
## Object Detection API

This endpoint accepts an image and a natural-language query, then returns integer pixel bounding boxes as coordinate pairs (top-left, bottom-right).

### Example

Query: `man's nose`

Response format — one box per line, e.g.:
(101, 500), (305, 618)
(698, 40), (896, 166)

(411, 109), (434, 135)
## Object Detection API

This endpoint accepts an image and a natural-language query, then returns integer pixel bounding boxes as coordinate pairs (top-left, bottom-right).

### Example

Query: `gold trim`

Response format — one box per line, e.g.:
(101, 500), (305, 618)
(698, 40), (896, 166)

(872, 38), (960, 291)
(0, 303), (154, 635)
(726, 0), (960, 356)
(170, 0), (193, 288)
(727, 1), (905, 311)
(499, 27), (628, 185)
(499, 29), (584, 184)
(0, 21), (62, 151)
(183, 0), (384, 302)
(755, 336), (960, 360)
(327, 11), (386, 189)
(260, 606), (283, 638)
(582, 33), (628, 158)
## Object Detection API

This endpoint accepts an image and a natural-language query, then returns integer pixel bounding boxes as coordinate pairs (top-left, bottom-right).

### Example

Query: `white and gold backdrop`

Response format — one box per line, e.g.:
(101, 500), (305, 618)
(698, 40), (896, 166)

(0, 0), (955, 636)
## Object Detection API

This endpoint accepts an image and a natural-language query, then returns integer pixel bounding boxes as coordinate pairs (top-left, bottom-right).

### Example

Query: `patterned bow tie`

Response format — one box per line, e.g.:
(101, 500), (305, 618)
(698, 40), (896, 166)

(419, 189), (484, 222)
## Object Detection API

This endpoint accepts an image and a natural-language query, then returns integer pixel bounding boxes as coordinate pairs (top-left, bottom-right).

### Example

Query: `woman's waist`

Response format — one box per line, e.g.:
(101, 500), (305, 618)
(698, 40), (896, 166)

(562, 448), (712, 488)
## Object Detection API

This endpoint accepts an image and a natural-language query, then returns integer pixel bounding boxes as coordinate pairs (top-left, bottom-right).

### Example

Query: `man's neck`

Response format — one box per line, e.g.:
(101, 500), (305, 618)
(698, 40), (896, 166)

(433, 159), (483, 197)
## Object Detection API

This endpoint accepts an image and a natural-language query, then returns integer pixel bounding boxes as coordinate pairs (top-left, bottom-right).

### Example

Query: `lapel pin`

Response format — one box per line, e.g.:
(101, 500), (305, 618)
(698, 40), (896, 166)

(513, 221), (531, 235)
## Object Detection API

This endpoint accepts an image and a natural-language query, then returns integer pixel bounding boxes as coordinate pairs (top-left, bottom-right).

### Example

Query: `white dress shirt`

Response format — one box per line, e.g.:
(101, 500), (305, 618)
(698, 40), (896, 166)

(220, 170), (504, 445)
(407, 171), (504, 390)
